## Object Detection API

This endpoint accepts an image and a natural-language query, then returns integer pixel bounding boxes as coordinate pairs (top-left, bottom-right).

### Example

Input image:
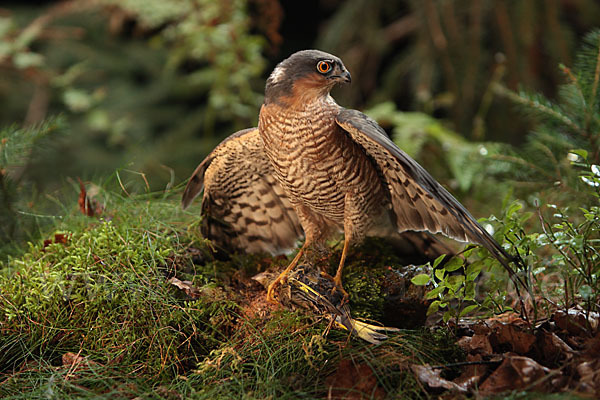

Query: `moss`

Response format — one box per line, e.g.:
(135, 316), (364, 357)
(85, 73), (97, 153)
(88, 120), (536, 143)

(0, 193), (463, 399)
(0, 199), (238, 380)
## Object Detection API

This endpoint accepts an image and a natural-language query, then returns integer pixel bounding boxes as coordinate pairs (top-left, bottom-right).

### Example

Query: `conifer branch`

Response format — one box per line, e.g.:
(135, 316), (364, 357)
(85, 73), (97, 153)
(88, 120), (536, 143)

(585, 34), (600, 133)
(493, 83), (584, 137)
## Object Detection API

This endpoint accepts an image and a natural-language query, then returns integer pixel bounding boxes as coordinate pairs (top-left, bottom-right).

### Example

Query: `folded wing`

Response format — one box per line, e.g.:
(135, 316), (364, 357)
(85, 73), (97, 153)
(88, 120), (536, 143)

(182, 128), (303, 255)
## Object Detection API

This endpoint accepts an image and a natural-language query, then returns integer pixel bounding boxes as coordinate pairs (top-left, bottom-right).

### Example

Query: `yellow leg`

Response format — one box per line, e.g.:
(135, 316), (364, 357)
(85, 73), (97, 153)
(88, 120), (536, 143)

(331, 235), (350, 301)
(266, 243), (307, 303)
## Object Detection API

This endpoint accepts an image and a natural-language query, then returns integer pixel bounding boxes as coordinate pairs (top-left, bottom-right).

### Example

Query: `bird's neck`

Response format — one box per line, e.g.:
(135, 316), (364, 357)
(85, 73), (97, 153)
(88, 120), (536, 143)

(265, 77), (336, 110)
(271, 93), (338, 115)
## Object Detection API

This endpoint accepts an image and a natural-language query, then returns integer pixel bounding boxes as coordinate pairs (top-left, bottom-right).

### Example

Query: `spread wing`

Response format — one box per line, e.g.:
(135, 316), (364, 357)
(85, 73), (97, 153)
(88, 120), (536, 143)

(182, 128), (303, 255)
(336, 109), (524, 284)
(182, 124), (464, 269)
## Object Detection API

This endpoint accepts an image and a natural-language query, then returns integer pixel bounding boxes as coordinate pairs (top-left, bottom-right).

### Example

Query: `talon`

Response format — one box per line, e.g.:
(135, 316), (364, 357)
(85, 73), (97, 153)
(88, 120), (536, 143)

(266, 278), (283, 303)
(265, 245), (307, 304)
(331, 275), (349, 303)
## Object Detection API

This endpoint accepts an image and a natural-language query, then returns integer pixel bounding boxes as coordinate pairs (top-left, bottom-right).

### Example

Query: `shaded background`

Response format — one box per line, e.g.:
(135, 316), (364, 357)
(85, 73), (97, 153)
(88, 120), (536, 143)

(1, 0), (600, 216)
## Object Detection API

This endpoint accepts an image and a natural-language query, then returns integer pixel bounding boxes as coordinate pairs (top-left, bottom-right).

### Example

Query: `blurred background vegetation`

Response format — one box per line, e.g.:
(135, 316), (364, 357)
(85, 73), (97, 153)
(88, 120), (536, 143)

(2, 0), (600, 255)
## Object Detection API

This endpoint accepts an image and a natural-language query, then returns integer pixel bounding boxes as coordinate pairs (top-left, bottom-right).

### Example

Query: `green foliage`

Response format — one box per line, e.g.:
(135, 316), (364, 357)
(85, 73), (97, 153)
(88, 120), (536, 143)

(478, 187), (600, 334)
(0, 1), (270, 193)
(0, 118), (64, 257)
(99, 0), (266, 119)
(538, 201), (600, 318)
(411, 250), (501, 323)
(408, 30), (600, 329)
(0, 14), (44, 70)
(493, 29), (600, 193)
(366, 102), (511, 196)
(319, 0), (600, 141)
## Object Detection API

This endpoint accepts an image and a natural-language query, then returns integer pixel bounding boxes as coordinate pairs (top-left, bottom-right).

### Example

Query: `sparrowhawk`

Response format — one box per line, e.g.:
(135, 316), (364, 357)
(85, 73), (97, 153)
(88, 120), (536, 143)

(183, 49), (524, 302)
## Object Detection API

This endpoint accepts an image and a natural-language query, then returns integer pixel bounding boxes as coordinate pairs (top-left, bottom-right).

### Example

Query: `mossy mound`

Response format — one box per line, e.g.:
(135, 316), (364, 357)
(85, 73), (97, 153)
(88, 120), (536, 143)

(0, 194), (462, 399)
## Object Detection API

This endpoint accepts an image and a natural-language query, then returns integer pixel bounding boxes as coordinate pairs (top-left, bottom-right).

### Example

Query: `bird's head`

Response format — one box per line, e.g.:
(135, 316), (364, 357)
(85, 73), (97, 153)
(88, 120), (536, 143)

(264, 50), (351, 106)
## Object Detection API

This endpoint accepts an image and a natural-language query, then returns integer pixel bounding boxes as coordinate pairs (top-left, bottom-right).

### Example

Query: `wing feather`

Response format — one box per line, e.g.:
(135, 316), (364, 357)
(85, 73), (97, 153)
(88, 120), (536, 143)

(182, 128), (303, 255)
(336, 109), (525, 285)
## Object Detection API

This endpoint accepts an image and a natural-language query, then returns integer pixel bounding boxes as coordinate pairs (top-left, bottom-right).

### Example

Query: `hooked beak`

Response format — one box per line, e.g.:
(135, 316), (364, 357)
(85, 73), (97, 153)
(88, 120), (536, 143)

(339, 70), (352, 83)
(328, 68), (352, 84)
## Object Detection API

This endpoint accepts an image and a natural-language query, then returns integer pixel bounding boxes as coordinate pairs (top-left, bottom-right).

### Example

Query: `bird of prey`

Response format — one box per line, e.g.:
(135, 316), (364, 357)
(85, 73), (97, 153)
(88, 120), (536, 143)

(183, 49), (525, 302)
(182, 126), (450, 261)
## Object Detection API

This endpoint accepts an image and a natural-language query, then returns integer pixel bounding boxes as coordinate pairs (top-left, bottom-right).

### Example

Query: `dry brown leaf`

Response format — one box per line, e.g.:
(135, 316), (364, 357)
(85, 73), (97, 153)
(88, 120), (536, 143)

(78, 178), (103, 217)
(168, 277), (201, 299)
(470, 321), (491, 335)
(43, 233), (70, 250)
(553, 308), (599, 337)
(471, 334), (494, 355)
(457, 333), (493, 355)
(62, 352), (102, 380)
(411, 364), (468, 393)
(491, 321), (536, 354)
(479, 354), (553, 394)
(538, 331), (574, 365)
(451, 354), (489, 391)
(583, 334), (600, 359)
(575, 359), (600, 395)
(326, 359), (386, 399)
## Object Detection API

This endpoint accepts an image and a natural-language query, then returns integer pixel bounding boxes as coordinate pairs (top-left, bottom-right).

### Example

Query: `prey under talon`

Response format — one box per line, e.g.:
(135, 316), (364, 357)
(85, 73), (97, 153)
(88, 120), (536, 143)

(266, 278), (283, 303)
(265, 245), (307, 303)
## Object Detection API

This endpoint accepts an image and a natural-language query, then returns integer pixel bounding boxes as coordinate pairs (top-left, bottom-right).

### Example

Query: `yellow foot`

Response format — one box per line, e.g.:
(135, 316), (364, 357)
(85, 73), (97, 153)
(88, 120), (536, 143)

(266, 273), (289, 303)
(331, 275), (349, 304)
(266, 280), (279, 303)
(265, 244), (307, 304)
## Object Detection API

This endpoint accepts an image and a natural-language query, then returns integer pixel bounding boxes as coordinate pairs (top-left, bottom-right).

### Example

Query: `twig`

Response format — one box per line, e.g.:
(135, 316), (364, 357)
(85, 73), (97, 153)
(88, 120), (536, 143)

(431, 359), (503, 369)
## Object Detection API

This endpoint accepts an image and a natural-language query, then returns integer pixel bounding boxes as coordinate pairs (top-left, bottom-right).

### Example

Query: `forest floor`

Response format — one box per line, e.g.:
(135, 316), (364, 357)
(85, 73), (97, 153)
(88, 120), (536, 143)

(0, 186), (598, 399)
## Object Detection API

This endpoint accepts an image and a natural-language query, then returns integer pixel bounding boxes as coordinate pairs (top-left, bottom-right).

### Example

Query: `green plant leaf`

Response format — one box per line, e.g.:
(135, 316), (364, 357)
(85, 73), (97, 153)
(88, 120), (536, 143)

(425, 285), (445, 299)
(427, 300), (441, 315)
(570, 149), (588, 160)
(443, 257), (464, 272)
(411, 274), (431, 286)
(458, 304), (479, 317)
(442, 310), (454, 323)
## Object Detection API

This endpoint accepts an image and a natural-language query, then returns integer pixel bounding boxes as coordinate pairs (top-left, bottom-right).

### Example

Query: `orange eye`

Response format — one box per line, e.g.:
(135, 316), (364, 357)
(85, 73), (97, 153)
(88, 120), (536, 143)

(317, 61), (331, 74)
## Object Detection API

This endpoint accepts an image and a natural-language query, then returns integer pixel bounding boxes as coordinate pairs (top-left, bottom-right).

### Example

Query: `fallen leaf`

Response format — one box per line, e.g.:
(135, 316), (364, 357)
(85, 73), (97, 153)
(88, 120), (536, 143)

(78, 178), (103, 217)
(538, 330), (573, 365)
(553, 308), (599, 337)
(575, 359), (600, 395)
(54, 233), (69, 244)
(479, 354), (554, 394)
(451, 354), (489, 391)
(326, 359), (386, 399)
(168, 277), (201, 299)
(458, 333), (493, 355)
(583, 334), (600, 359)
(43, 233), (70, 250)
(491, 321), (536, 354)
(411, 364), (468, 393)
(62, 352), (102, 380)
